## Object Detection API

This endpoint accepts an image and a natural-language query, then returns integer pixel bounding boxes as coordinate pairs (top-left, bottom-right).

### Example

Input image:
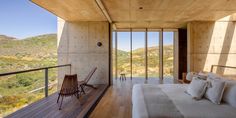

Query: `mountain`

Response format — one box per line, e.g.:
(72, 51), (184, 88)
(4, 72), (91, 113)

(0, 34), (58, 116)
(0, 34), (57, 73)
(0, 34), (56, 57)
(0, 35), (16, 41)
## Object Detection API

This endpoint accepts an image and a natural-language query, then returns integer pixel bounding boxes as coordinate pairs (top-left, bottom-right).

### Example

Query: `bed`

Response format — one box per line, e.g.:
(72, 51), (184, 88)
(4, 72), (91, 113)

(132, 84), (236, 118)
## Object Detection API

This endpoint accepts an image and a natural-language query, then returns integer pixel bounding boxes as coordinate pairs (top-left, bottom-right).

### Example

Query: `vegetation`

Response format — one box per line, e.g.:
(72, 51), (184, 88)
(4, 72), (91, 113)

(0, 33), (174, 117)
(113, 45), (174, 78)
(0, 34), (58, 117)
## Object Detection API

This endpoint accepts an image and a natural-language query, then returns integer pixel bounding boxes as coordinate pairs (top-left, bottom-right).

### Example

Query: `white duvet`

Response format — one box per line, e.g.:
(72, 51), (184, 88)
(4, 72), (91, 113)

(132, 84), (236, 118)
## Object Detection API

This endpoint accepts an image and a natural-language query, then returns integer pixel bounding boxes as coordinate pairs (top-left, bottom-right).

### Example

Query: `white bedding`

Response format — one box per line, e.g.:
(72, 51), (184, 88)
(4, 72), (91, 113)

(132, 84), (236, 118)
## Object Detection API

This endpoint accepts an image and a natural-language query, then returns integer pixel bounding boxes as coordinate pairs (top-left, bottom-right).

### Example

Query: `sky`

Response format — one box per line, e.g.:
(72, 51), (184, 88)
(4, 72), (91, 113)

(0, 0), (174, 48)
(114, 32), (174, 51)
(0, 0), (57, 39)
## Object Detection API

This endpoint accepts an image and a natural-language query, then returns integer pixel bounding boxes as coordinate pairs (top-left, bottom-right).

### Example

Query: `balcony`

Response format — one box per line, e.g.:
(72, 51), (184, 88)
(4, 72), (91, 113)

(0, 64), (108, 118)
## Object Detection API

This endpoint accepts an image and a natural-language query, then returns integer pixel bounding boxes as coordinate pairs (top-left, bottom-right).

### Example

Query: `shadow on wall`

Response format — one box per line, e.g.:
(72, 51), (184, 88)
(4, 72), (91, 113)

(216, 16), (235, 75)
(191, 15), (236, 77)
(195, 22), (215, 71)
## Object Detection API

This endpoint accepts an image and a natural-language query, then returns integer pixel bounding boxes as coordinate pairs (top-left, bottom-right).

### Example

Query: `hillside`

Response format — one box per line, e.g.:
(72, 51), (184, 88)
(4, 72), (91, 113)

(0, 35), (16, 41)
(115, 45), (173, 77)
(0, 34), (58, 117)
(0, 34), (57, 73)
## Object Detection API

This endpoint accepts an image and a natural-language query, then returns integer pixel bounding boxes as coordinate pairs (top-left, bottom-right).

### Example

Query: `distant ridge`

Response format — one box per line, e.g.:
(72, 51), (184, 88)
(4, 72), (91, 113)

(0, 35), (17, 41)
(0, 33), (57, 41)
(23, 33), (56, 40)
(0, 33), (57, 59)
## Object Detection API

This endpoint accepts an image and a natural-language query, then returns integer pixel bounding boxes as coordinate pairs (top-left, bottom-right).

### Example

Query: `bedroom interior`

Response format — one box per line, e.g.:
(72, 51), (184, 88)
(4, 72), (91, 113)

(2, 0), (236, 117)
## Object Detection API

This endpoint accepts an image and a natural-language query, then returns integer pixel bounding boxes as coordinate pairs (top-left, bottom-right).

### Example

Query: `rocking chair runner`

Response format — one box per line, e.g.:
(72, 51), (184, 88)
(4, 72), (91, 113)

(79, 67), (97, 94)
(57, 74), (80, 110)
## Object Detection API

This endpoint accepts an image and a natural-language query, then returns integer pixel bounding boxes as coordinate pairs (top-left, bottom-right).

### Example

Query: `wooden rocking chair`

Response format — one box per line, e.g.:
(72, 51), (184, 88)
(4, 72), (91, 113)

(57, 74), (80, 110)
(78, 67), (97, 94)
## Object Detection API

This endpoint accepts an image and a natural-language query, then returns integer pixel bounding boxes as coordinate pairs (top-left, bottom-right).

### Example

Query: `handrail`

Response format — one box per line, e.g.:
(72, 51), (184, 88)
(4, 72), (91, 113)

(0, 64), (71, 97)
(0, 64), (71, 77)
(210, 65), (236, 72)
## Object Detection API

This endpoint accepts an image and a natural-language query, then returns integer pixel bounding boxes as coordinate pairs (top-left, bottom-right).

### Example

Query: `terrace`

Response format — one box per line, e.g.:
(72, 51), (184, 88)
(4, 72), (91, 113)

(1, 0), (236, 118)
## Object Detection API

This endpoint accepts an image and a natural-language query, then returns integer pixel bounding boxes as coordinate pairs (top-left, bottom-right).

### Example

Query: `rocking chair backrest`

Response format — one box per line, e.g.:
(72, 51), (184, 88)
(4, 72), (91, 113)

(84, 67), (97, 83)
(60, 74), (79, 96)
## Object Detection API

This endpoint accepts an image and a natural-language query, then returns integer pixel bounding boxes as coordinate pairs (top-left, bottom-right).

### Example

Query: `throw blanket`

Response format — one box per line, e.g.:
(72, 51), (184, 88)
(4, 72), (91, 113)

(132, 85), (184, 118)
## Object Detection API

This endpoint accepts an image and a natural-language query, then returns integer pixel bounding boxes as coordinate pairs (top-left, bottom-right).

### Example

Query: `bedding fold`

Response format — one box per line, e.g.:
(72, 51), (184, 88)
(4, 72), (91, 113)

(133, 84), (183, 118)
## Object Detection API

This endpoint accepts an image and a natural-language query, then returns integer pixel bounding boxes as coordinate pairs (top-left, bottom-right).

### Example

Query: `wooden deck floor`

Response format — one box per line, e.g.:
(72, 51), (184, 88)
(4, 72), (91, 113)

(90, 78), (178, 118)
(7, 84), (108, 118)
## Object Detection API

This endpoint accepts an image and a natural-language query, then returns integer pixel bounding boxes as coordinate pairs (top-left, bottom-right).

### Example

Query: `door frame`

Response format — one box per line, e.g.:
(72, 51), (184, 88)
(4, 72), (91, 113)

(111, 28), (179, 82)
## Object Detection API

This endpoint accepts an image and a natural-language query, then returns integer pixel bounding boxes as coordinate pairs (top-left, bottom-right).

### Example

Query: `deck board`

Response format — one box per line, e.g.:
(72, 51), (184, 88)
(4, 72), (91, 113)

(6, 84), (108, 118)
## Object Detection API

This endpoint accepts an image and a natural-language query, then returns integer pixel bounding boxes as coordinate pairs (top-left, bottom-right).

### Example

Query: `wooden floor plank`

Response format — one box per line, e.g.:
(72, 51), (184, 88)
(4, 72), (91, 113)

(6, 84), (108, 118)
(90, 78), (178, 118)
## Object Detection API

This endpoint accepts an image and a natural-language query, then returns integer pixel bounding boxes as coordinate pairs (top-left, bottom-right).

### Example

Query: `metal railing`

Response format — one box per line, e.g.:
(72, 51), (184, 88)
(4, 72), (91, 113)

(0, 64), (71, 97)
(210, 65), (236, 72)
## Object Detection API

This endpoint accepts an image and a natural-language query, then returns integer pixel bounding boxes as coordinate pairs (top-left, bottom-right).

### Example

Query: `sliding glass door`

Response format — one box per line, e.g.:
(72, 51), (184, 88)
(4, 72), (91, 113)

(163, 31), (174, 79)
(112, 32), (116, 79)
(112, 29), (177, 80)
(117, 32), (131, 78)
(147, 31), (159, 79)
(132, 30), (145, 78)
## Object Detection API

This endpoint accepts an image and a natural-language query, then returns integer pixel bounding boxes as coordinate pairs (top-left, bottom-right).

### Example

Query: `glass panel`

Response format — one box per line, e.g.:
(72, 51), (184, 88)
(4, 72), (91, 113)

(117, 32), (131, 78)
(147, 31), (159, 78)
(112, 32), (116, 79)
(48, 68), (58, 95)
(132, 31), (145, 78)
(163, 32), (174, 79)
(0, 71), (45, 117)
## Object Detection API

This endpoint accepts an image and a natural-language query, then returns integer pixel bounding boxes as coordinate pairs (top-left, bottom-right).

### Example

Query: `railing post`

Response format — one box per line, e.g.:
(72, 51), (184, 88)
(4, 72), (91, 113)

(45, 68), (48, 97)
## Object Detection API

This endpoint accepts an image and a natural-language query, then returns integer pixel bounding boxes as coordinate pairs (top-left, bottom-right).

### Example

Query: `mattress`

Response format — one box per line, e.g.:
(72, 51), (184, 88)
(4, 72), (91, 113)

(132, 84), (236, 118)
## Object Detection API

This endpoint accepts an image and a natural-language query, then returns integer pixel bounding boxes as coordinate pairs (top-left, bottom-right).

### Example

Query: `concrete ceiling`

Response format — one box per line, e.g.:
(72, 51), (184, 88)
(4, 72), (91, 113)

(31, 0), (107, 21)
(31, 0), (236, 29)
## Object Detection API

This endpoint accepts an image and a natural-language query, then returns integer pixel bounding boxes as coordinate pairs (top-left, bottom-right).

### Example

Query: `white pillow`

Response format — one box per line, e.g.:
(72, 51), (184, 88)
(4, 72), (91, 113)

(208, 72), (222, 79)
(187, 77), (208, 100)
(186, 72), (196, 81)
(197, 72), (208, 80)
(204, 78), (226, 104)
(222, 80), (236, 108)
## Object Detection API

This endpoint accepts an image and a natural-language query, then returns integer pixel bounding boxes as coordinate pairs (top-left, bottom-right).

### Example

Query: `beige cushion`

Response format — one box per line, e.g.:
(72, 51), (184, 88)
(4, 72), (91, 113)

(187, 77), (208, 100)
(205, 78), (226, 104)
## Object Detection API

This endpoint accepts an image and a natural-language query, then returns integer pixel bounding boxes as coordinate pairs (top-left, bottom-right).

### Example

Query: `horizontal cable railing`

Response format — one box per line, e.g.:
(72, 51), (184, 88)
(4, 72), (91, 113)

(0, 64), (71, 97)
(28, 83), (57, 94)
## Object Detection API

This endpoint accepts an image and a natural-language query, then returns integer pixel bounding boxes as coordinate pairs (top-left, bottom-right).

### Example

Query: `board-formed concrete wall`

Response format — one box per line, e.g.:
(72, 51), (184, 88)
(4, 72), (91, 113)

(188, 19), (236, 76)
(57, 18), (109, 88)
